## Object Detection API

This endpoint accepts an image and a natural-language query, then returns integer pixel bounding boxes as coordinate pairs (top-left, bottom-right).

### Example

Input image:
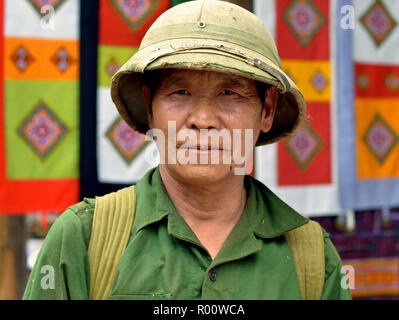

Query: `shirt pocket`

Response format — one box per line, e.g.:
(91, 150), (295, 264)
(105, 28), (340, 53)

(107, 293), (172, 300)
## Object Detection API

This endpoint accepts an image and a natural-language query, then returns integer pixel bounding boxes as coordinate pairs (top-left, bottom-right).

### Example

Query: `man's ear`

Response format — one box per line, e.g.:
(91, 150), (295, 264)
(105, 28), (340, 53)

(142, 84), (153, 128)
(260, 86), (278, 133)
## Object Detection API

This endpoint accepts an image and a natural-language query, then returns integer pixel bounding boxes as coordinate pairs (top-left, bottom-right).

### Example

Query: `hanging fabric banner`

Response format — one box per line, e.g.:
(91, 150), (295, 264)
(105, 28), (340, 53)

(0, 0), (80, 213)
(96, 0), (167, 185)
(80, 0), (190, 199)
(254, 0), (341, 216)
(338, 0), (399, 211)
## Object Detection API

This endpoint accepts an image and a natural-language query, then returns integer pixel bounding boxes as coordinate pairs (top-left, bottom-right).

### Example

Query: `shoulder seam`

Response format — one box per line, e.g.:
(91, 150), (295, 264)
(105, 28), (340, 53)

(67, 199), (95, 215)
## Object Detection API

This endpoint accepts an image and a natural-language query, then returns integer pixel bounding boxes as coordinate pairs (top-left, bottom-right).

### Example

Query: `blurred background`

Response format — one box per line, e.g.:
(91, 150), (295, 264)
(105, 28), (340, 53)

(0, 0), (398, 300)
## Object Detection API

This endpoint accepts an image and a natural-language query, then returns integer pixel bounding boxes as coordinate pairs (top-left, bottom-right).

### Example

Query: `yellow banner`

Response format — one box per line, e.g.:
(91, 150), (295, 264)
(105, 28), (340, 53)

(281, 59), (330, 102)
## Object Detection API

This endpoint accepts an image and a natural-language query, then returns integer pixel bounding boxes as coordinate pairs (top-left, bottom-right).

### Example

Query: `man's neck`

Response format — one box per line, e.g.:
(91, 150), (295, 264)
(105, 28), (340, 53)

(159, 165), (247, 259)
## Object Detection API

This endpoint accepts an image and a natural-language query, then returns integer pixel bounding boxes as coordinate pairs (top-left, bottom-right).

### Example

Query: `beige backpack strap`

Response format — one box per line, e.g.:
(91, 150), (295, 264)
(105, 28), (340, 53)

(284, 220), (325, 300)
(88, 185), (136, 300)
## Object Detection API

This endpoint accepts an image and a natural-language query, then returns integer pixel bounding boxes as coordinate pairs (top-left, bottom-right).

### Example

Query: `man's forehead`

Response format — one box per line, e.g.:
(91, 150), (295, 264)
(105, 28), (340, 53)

(158, 69), (252, 86)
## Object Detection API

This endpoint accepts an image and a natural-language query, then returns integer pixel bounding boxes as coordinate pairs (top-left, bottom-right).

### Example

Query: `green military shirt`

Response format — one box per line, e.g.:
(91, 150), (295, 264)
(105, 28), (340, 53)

(23, 166), (351, 300)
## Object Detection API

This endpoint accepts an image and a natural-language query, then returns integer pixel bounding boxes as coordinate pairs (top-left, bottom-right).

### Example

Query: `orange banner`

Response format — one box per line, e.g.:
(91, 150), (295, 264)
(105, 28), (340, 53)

(4, 38), (79, 81)
(356, 98), (399, 179)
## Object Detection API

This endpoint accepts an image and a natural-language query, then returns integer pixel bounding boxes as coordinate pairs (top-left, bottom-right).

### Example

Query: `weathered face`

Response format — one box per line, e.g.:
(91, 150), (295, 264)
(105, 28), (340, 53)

(143, 69), (277, 185)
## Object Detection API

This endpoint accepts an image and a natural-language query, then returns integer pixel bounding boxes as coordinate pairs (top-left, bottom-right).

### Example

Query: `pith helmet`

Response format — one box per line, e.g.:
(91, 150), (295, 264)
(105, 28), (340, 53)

(111, 0), (306, 146)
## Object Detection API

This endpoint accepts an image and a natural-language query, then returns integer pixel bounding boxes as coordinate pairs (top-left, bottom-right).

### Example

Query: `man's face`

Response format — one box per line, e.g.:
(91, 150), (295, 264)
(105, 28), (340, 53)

(144, 69), (277, 184)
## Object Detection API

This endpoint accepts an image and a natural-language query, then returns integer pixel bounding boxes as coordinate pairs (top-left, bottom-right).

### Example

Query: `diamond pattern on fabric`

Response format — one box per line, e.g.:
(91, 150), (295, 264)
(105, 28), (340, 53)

(51, 47), (75, 73)
(105, 116), (149, 165)
(360, 0), (397, 47)
(283, 0), (326, 47)
(357, 71), (371, 92)
(385, 72), (399, 93)
(284, 125), (324, 170)
(26, 0), (67, 14)
(363, 114), (398, 164)
(18, 102), (68, 159)
(311, 70), (328, 92)
(106, 58), (121, 77)
(110, 0), (159, 32)
(10, 45), (35, 73)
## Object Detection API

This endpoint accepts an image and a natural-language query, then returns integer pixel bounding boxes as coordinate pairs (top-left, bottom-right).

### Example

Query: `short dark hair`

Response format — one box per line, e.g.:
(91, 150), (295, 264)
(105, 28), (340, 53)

(143, 70), (162, 93)
(255, 81), (271, 104)
(142, 70), (161, 114)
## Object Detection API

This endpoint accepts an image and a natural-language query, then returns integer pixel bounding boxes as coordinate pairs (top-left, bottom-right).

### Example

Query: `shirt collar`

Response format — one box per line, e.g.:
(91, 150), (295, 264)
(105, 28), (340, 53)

(132, 166), (308, 239)
(131, 167), (171, 236)
(244, 176), (308, 239)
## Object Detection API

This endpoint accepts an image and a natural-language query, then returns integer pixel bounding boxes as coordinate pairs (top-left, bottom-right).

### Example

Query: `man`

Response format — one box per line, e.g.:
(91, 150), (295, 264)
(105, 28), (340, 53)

(24, 0), (351, 300)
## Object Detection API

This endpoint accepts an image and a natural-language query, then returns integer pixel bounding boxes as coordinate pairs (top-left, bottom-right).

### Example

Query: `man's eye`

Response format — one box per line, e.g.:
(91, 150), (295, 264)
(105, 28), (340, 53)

(221, 90), (236, 96)
(173, 90), (189, 95)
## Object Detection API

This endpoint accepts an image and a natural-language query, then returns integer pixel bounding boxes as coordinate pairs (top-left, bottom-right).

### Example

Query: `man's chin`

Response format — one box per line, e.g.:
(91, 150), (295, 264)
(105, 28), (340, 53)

(164, 163), (234, 184)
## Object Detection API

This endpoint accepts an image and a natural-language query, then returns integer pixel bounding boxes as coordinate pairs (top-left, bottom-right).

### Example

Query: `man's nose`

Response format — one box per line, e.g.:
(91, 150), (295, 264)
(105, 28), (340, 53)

(186, 97), (221, 130)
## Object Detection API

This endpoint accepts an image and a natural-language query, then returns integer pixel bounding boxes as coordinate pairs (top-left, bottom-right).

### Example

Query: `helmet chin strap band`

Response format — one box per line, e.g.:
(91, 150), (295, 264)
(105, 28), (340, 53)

(134, 43), (291, 93)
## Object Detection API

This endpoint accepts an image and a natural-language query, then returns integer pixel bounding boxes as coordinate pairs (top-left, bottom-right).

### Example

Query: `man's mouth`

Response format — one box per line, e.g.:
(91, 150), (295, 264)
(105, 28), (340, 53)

(178, 144), (230, 152)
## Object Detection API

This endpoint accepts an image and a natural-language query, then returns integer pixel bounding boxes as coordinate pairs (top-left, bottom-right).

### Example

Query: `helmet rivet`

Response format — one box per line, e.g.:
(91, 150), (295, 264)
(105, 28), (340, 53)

(197, 21), (206, 28)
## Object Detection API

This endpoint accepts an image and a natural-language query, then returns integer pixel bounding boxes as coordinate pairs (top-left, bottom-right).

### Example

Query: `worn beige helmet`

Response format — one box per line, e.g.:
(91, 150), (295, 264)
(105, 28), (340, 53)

(111, 0), (306, 146)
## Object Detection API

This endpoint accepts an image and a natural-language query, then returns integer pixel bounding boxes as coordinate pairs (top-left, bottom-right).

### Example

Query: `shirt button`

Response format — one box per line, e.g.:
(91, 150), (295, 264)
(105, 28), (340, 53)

(209, 269), (217, 281)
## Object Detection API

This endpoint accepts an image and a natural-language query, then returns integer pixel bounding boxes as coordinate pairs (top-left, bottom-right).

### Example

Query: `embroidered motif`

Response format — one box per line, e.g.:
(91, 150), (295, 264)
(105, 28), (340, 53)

(105, 116), (150, 165)
(26, 0), (67, 14)
(311, 70), (328, 93)
(385, 72), (399, 92)
(284, 124), (324, 170)
(110, 0), (159, 32)
(10, 45), (35, 73)
(106, 58), (121, 77)
(360, 0), (397, 47)
(50, 47), (75, 73)
(18, 102), (68, 159)
(363, 114), (398, 164)
(357, 71), (371, 92)
(283, 0), (325, 47)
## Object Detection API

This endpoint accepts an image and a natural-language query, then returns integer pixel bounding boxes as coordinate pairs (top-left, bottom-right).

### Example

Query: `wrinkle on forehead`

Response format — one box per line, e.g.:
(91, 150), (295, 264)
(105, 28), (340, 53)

(157, 69), (254, 90)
